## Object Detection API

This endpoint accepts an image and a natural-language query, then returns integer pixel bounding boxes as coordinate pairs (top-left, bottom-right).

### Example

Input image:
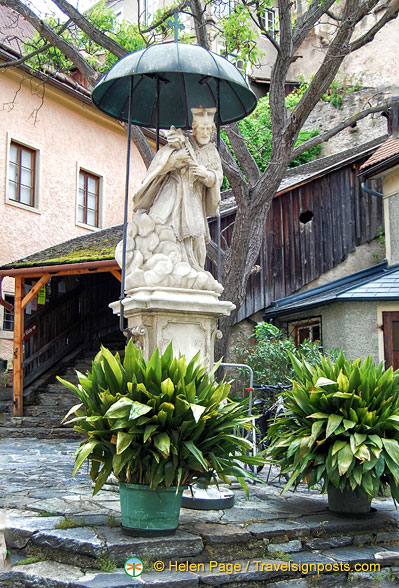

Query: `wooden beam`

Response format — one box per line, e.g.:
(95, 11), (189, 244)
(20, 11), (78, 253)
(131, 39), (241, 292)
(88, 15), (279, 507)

(21, 274), (50, 310)
(110, 269), (122, 282)
(13, 276), (24, 417)
(13, 266), (117, 279)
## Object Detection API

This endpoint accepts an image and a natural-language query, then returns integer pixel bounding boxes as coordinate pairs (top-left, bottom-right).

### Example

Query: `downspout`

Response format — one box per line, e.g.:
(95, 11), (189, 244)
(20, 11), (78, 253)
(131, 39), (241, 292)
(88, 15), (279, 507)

(361, 181), (383, 198)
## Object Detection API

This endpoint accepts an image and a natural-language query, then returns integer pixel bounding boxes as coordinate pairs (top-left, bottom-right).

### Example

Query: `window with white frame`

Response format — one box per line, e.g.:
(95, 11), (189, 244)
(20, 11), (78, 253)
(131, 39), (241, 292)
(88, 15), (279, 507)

(262, 8), (276, 37)
(2, 295), (14, 331)
(288, 317), (321, 347)
(8, 140), (37, 207)
(78, 169), (101, 228)
(213, 0), (234, 19)
(144, 0), (157, 25)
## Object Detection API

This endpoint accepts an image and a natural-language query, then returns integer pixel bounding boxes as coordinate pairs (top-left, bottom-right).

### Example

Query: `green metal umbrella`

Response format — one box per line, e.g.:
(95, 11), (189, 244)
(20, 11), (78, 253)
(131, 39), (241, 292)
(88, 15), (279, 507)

(92, 42), (257, 129)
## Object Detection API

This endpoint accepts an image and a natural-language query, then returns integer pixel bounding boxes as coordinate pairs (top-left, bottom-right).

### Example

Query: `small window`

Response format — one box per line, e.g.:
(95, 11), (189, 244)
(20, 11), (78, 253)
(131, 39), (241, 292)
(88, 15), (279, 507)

(214, 0), (233, 19)
(78, 170), (100, 228)
(262, 8), (277, 38)
(3, 295), (14, 331)
(144, 0), (156, 25)
(8, 141), (37, 207)
(288, 318), (321, 347)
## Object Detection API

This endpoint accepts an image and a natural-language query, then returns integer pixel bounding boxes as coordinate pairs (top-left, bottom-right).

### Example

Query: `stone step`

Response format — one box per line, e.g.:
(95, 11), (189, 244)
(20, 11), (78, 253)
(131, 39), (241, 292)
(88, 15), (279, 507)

(2, 546), (399, 587)
(5, 508), (399, 568)
(24, 396), (79, 420)
(0, 426), (79, 439)
(5, 416), (71, 427)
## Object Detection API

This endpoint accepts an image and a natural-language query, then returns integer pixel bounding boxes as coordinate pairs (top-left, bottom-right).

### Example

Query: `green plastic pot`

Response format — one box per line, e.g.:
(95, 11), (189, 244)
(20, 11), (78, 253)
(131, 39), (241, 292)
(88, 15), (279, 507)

(119, 483), (186, 536)
(327, 484), (372, 516)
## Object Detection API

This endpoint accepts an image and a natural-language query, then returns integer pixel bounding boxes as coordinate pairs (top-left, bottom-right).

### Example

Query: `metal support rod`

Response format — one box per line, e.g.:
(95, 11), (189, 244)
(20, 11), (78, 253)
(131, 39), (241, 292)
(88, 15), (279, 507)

(156, 77), (160, 152)
(119, 76), (134, 335)
(220, 362), (258, 481)
(216, 78), (222, 284)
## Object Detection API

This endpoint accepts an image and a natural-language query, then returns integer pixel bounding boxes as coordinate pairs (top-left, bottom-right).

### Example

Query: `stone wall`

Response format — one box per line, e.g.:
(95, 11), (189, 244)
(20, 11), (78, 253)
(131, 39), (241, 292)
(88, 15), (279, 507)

(303, 88), (388, 157)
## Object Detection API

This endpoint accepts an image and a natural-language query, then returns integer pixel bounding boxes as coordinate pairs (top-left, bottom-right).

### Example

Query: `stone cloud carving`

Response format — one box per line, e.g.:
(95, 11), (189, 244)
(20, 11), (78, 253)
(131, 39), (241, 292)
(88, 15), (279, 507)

(115, 107), (223, 294)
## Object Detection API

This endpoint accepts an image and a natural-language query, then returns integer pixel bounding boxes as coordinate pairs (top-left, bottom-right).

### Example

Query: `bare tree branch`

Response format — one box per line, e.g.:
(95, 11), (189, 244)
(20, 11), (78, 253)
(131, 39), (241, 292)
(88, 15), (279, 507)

(0, 18), (71, 69)
(131, 125), (154, 169)
(293, 0), (337, 52)
(0, 0), (97, 82)
(350, 0), (399, 51)
(141, 0), (190, 33)
(244, 0), (281, 55)
(50, 0), (128, 58)
(190, 0), (209, 48)
(290, 100), (391, 161)
(225, 123), (260, 184)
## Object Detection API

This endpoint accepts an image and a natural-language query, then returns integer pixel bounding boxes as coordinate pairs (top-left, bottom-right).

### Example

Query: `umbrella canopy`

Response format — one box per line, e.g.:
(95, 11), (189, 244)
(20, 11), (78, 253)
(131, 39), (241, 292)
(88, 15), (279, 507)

(92, 42), (257, 129)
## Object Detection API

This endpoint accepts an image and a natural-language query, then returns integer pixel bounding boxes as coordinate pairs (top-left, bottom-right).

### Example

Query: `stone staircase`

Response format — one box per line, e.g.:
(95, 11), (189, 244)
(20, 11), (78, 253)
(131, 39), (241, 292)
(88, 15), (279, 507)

(0, 338), (125, 439)
(3, 492), (399, 587)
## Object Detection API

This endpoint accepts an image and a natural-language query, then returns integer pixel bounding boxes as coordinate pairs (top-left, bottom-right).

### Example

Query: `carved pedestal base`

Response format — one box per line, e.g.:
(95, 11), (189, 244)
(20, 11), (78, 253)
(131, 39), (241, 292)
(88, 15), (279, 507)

(110, 287), (235, 365)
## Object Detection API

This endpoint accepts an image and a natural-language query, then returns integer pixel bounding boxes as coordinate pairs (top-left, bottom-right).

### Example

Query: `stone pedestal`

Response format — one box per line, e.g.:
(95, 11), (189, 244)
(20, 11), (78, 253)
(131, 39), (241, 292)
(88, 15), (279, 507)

(110, 287), (235, 364)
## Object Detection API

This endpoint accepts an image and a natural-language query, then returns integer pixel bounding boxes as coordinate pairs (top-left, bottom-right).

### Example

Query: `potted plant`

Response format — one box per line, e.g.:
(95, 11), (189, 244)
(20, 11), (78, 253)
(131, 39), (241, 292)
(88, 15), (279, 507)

(58, 341), (262, 536)
(266, 352), (399, 515)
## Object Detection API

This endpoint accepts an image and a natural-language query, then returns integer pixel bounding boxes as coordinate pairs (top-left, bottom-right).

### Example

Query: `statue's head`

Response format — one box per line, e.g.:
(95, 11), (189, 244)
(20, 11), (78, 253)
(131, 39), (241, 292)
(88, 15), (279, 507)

(191, 106), (216, 146)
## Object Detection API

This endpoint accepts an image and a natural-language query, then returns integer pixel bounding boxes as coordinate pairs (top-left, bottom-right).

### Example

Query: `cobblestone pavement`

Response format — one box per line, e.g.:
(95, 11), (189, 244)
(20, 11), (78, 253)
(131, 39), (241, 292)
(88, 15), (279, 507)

(0, 438), (101, 511)
(1, 438), (399, 588)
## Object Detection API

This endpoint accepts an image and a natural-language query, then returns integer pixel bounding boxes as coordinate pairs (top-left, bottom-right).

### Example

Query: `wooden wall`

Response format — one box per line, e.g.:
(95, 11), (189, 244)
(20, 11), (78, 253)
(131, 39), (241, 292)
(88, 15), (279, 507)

(210, 159), (383, 322)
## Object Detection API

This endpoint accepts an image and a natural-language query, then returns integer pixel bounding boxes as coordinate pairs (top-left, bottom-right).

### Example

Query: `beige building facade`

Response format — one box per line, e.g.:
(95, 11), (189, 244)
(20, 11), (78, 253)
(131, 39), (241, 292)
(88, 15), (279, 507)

(0, 56), (146, 362)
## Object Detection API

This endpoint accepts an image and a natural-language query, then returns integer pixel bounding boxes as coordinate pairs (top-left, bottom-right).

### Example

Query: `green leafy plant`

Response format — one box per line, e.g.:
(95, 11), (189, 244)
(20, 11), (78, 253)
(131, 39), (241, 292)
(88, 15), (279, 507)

(58, 341), (263, 495)
(232, 322), (339, 386)
(267, 353), (399, 500)
(97, 555), (117, 572)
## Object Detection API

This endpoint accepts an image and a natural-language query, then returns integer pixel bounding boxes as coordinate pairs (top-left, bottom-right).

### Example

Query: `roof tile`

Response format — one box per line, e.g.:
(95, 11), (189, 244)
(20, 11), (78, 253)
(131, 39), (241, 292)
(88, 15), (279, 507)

(360, 136), (399, 171)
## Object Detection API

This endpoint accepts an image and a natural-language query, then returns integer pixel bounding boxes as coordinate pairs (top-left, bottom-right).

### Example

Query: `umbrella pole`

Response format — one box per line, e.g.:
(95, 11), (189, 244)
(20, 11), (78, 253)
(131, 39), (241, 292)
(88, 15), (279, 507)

(119, 76), (134, 335)
(216, 78), (222, 284)
(156, 77), (160, 151)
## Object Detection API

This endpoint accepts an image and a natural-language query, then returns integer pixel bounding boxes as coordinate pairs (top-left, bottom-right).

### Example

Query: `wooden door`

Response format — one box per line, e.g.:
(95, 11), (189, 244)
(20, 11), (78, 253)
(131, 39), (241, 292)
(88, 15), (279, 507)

(383, 312), (399, 370)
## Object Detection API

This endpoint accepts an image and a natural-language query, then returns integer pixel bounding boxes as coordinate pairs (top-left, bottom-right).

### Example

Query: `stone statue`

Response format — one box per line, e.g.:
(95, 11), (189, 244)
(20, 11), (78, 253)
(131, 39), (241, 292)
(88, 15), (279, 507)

(116, 106), (224, 294)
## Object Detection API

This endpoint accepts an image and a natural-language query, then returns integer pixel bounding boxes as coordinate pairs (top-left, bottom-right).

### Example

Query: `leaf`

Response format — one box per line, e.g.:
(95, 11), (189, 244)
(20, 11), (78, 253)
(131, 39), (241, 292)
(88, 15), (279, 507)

(116, 431), (134, 455)
(61, 403), (83, 424)
(316, 377), (337, 387)
(342, 419), (356, 430)
(190, 404), (206, 423)
(143, 424), (159, 443)
(382, 438), (399, 464)
(183, 440), (208, 470)
(309, 412), (329, 419)
(354, 433), (367, 446)
(337, 444), (353, 475)
(332, 440), (347, 456)
(129, 401), (152, 421)
(104, 397), (133, 418)
(72, 440), (99, 476)
(153, 432), (171, 458)
(337, 370), (349, 393)
(123, 339), (136, 382)
(326, 414), (343, 438)
(161, 378), (174, 400)
(355, 444), (370, 462)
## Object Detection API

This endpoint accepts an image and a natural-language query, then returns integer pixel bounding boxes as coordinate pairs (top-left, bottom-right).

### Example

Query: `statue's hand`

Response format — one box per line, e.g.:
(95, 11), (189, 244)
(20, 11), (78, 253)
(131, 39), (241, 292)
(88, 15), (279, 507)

(190, 164), (213, 185)
(167, 126), (184, 149)
(170, 147), (190, 169)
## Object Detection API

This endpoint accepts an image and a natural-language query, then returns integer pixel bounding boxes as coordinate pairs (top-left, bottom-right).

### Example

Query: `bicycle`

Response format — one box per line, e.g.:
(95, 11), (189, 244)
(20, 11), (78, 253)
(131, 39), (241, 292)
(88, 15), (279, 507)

(246, 383), (291, 481)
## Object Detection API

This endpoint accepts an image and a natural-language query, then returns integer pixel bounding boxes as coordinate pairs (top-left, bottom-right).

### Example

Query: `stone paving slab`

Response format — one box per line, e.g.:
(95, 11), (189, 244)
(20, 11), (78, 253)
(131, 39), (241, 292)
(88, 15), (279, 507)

(5, 516), (65, 549)
(2, 438), (399, 587)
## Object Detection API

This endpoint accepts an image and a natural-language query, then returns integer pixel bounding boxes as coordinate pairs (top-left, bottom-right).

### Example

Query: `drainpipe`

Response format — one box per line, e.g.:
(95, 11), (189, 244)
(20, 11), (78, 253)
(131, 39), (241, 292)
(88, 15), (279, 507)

(361, 182), (383, 198)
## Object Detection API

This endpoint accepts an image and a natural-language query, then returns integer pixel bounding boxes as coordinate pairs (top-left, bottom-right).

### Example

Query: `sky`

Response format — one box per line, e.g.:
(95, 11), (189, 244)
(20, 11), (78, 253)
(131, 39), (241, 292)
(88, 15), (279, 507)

(29, 0), (95, 20)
